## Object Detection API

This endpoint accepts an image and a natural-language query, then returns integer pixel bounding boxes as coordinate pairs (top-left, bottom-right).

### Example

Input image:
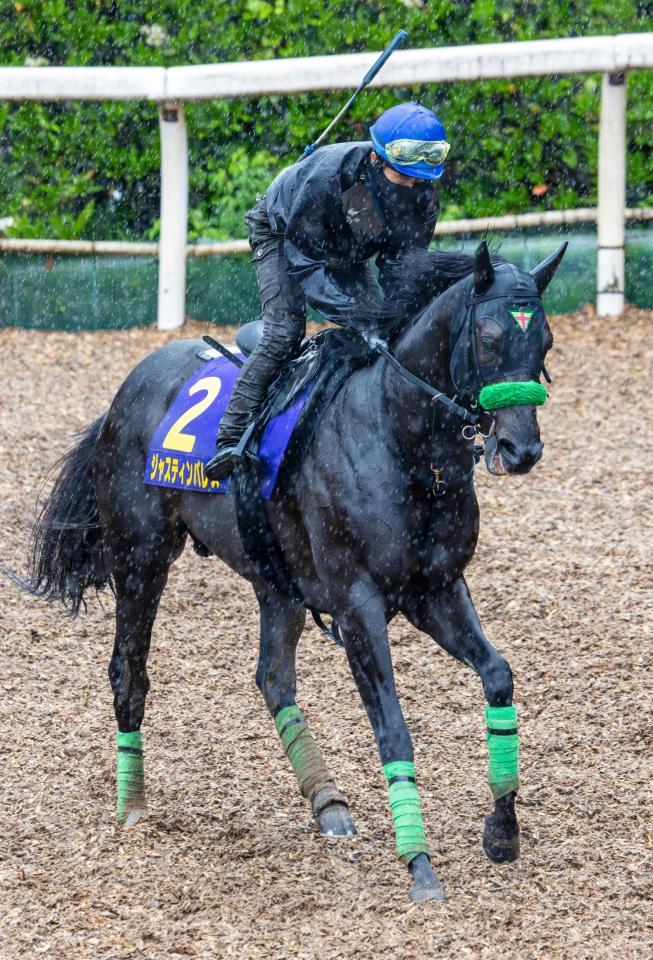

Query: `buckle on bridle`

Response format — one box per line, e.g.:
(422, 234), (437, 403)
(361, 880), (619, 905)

(430, 464), (446, 496)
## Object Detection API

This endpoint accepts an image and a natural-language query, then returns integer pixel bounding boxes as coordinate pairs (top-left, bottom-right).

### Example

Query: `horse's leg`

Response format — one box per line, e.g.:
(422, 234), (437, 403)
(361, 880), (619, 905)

(338, 582), (446, 903)
(97, 456), (185, 826)
(107, 554), (171, 826)
(255, 590), (356, 838)
(402, 577), (520, 864)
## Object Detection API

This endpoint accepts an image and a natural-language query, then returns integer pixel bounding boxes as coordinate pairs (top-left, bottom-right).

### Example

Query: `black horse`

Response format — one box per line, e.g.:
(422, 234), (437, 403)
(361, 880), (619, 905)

(25, 240), (565, 903)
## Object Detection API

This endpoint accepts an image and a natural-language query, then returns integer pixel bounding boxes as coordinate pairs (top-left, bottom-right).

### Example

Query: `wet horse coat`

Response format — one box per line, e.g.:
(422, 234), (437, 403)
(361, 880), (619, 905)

(24, 241), (565, 902)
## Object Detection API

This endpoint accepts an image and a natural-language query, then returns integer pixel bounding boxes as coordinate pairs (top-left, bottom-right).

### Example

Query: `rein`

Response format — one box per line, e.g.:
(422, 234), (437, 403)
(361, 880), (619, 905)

(367, 337), (479, 426)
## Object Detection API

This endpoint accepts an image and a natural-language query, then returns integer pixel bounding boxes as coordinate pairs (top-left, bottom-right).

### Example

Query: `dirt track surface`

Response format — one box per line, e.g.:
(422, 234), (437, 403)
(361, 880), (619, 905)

(1, 309), (652, 959)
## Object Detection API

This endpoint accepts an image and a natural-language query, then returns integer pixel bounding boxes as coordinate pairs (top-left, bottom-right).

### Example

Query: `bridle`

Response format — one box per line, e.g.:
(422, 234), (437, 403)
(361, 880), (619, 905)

(368, 273), (547, 414)
(366, 280), (546, 496)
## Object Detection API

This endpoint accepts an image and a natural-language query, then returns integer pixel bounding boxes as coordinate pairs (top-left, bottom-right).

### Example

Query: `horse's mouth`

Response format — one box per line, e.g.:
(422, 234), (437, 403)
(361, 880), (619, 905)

(488, 449), (508, 476)
(484, 435), (508, 476)
(484, 431), (543, 476)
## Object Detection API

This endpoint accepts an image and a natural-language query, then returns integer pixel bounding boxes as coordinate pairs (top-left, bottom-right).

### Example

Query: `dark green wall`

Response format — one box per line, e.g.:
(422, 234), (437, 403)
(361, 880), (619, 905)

(2, 227), (651, 330)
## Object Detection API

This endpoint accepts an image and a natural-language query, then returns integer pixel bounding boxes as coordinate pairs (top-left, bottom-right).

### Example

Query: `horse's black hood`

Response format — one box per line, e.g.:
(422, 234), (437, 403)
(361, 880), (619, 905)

(449, 263), (547, 399)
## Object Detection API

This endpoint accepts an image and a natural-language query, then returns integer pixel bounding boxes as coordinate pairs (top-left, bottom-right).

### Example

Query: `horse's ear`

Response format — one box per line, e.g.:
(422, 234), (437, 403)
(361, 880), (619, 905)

(474, 241), (495, 296)
(530, 241), (568, 294)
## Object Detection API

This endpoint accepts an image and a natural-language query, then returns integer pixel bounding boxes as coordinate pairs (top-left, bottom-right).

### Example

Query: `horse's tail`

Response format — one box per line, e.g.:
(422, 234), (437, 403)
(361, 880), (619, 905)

(21, 416), (110, 616)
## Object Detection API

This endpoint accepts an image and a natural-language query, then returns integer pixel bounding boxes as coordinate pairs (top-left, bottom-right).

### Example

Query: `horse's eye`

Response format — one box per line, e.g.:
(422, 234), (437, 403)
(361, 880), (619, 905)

(476, 319), (504, 364)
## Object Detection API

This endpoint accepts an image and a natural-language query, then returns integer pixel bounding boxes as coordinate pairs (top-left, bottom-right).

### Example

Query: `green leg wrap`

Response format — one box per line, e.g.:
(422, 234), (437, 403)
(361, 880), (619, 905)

(383, 760), (430, 865)
(116, 730), (145, 822)
(275, 706), (345, 813)
(486, 705), (520, 800)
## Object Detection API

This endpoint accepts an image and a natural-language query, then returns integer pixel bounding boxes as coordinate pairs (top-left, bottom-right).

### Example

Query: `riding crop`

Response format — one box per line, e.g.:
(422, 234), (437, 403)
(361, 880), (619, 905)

(302, 29), (409, 158)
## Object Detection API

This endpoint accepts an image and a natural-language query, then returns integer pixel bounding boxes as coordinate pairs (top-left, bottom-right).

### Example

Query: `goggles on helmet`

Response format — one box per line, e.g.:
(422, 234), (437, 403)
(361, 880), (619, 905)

(385, 138), (450, 167)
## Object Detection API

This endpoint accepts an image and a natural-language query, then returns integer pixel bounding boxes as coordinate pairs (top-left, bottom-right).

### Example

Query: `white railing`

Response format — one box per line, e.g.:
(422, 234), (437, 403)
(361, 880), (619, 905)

(2, 208), (652, 258)
(1, 33), (652, 326)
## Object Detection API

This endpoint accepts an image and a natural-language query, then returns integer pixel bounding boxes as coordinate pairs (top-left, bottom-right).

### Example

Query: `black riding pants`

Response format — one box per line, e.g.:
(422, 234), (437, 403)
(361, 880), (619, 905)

(218, 199), (306, 445)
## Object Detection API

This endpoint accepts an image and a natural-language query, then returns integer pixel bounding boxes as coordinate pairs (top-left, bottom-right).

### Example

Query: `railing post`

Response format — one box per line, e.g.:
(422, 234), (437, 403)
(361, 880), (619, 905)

(157, 101), (188, 330)
(597, 72), (627, 316)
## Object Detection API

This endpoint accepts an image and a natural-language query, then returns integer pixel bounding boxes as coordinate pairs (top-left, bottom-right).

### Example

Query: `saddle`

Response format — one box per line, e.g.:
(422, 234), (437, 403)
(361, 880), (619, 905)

(207, 320), (371, 478)
(206, 322), (372, 636)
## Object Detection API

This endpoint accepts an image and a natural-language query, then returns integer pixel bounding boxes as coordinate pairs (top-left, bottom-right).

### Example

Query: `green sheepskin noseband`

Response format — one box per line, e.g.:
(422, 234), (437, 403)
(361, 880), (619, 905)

(479, 380), (548, 410)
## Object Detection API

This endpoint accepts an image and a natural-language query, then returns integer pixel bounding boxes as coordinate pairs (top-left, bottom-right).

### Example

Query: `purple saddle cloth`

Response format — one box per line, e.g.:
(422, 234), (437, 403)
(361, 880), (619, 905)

(144, 352), (310, 500)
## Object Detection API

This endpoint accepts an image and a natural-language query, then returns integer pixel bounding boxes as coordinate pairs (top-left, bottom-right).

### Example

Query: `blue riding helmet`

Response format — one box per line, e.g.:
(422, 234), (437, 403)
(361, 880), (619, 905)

(370, 102), (449, 180)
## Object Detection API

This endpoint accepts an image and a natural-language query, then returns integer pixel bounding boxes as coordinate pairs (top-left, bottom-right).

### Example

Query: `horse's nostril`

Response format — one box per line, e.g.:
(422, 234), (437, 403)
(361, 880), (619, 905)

(525, 441), (544, 465)
(498, 439), (543, 470)
(499, 438), (518, 460)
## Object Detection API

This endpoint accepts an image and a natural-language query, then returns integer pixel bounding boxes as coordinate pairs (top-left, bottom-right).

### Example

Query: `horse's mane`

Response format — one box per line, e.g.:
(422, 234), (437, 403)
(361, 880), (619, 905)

(383, 246), (506, 315)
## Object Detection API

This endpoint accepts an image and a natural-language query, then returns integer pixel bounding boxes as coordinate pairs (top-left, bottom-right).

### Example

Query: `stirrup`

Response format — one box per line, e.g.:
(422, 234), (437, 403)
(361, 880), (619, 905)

(206, 422), (261, 481)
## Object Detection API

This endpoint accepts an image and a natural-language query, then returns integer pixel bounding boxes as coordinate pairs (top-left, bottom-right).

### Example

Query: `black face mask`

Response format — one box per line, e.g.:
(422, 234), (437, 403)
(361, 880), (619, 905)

(449, 264), (549, 399)
(365, 160), (435, 247)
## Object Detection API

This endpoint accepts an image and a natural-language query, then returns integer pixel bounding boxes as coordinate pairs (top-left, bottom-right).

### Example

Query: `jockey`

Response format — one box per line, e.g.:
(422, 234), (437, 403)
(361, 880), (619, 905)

(206, 101), (450, 481)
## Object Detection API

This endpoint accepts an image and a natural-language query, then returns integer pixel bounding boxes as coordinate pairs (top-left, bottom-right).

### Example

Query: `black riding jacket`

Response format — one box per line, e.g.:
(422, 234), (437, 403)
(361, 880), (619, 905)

(263, 142), (439, 325)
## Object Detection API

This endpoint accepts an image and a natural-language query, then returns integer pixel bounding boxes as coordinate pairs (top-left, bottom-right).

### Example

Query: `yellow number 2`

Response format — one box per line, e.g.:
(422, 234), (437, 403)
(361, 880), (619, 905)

(162, 376), (222, 454)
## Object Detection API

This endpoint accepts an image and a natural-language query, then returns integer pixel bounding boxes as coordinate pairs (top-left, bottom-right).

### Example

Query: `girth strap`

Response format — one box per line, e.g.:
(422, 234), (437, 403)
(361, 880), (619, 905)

(232, 339), (364, 646)
(234, 464), (343, 645)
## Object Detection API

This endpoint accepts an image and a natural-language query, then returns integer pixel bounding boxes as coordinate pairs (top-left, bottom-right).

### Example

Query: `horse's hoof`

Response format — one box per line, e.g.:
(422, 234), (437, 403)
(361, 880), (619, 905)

(483, 812), (520, 863)
(123, 807), (148, 828)
(317, 802), (357, 838)
(408, 853), (447, 903)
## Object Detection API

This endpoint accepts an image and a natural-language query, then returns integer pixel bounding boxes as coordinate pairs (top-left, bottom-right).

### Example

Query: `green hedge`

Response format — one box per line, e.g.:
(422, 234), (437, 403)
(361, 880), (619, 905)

(1, 1), (651, 241)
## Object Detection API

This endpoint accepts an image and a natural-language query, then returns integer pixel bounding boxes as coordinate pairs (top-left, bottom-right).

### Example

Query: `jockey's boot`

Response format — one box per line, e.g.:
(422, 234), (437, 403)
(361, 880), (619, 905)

(205, 443), (240, 481)
(205, 426), (261, 481)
